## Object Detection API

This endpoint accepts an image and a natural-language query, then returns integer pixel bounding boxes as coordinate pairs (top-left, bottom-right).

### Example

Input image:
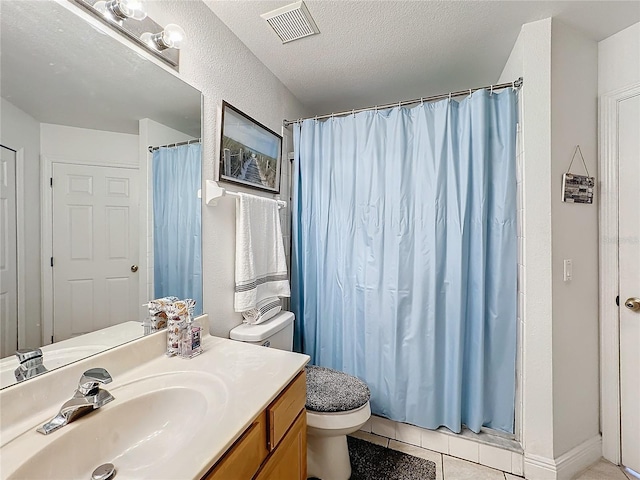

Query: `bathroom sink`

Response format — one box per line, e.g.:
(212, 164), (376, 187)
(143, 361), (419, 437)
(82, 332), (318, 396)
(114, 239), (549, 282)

(4, 372), (227, 480)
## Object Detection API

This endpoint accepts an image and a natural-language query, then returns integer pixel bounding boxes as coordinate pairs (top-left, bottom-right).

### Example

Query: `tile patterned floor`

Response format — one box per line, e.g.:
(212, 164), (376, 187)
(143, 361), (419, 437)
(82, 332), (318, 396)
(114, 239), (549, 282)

(349, 432), (634, 480)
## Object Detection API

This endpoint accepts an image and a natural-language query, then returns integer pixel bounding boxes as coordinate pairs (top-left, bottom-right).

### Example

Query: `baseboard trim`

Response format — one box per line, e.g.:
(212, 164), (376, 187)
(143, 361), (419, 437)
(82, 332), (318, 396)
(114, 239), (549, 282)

(525, 453), (557, 480)
(524, 435), (602, 480)
(555, 435), (602, 480)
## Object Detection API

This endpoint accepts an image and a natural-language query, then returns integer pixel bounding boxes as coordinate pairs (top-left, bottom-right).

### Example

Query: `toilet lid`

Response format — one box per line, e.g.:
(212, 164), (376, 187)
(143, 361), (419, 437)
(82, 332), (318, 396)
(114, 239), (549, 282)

(305, 365), (371, 413)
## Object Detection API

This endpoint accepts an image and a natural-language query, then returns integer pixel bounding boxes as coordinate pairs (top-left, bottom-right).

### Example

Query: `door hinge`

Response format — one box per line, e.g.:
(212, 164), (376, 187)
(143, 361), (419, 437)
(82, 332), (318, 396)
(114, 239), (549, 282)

(616, 295), (619, 306)
(50, 177), (53, 187)
(50, 257), (54, 267)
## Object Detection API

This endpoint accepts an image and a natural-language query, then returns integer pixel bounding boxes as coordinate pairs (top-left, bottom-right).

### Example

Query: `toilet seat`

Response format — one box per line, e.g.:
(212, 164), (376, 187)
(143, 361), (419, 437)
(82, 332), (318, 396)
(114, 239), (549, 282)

(306, 401), (371, 431)
(305, 365), (370, 412)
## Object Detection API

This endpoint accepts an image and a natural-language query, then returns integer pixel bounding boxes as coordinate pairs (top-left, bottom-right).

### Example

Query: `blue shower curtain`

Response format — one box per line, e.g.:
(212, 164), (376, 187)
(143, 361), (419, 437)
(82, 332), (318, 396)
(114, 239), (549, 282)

(153, 143), (203, 315)
(292, 89), (517, 434)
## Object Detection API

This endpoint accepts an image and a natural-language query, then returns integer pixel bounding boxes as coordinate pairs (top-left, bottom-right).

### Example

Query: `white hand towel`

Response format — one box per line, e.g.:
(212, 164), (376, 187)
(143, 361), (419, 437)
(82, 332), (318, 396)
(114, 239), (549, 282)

(241, 296), (282, 324)
(234, 193), (290, 312)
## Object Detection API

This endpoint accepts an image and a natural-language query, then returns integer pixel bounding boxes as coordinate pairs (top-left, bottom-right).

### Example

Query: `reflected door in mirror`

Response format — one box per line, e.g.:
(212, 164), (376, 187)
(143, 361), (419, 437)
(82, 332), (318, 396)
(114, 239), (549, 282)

(52, 163), (139, 341)
(0, 146), (18, 357)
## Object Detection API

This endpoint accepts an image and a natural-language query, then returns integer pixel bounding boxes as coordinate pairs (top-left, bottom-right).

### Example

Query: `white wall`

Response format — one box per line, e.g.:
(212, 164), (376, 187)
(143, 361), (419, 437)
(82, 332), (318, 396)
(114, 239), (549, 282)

(0, 98), (42, 349)
(519, 22), (555, 467)
(550, 20), (599, 459)
(598, 22), (640, 95)
(498, 17), (601, 480)
(141, 120), (195, 148)
(499, 18), (556, 471)
(40, 124), (138, 165)
(144, 1), (309, 337)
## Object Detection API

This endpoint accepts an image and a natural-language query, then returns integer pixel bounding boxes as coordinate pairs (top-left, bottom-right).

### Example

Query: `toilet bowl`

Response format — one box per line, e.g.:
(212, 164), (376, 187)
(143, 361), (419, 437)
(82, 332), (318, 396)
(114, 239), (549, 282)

(230, 312), (372, 480)
(305, 365), (371, 480)
(306, 405), (371, 479)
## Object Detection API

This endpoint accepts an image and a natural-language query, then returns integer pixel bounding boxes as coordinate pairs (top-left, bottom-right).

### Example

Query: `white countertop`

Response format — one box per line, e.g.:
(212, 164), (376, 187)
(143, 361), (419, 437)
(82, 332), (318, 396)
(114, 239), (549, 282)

(0, 323), (309, 479)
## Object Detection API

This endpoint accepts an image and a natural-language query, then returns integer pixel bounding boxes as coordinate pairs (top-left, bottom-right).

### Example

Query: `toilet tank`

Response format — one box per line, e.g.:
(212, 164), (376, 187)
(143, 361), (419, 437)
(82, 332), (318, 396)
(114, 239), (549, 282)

(229, 311), (294, 351)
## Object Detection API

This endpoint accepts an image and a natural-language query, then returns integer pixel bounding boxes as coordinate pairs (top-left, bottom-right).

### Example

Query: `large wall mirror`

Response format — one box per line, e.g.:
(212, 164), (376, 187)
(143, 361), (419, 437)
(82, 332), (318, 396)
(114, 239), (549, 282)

(0, 0), (203, 389)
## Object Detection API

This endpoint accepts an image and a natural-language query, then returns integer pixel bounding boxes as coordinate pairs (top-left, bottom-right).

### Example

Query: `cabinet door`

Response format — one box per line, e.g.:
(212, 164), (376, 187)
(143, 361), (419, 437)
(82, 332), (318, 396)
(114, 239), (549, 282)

(204, 412), (268, 480)
(267, 370), (306, 451)
(255, 411), (306, 480)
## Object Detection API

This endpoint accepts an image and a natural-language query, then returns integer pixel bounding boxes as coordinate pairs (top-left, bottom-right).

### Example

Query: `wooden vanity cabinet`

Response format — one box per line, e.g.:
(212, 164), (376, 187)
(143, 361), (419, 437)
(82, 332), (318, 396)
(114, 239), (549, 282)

(203, 370), (307, 480)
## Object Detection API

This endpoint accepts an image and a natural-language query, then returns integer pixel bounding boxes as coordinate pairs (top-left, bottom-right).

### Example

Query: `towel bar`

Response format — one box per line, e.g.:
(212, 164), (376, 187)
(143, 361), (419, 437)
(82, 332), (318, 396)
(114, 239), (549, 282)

(205, 180), (286, 209)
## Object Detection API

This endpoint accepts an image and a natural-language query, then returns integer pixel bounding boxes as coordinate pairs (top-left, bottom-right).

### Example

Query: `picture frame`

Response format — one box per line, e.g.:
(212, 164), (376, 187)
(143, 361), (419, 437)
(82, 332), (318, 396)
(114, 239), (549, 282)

(218, 101), (282, 193)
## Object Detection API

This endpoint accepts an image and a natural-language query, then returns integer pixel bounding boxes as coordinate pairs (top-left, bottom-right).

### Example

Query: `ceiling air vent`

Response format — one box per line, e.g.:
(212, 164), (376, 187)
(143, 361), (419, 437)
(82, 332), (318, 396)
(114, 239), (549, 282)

(261, 1), (319, 44)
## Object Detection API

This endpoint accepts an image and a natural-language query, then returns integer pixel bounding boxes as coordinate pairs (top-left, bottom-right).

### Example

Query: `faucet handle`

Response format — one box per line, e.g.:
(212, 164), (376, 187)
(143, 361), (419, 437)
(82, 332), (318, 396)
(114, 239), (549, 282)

(77, 368), (112, 396)
(15, 348), (43, 363)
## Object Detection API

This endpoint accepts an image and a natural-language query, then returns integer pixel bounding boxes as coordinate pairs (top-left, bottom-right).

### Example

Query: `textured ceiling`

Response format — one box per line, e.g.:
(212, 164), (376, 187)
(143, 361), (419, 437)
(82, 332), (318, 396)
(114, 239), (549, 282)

(206, 0), (640, 116)
(1, 0), (201, 136)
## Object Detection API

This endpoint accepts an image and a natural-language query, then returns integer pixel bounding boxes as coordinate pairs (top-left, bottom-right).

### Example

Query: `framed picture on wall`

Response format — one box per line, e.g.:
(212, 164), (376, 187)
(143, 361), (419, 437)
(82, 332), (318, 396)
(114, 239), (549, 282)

(218, 101), (282, 193)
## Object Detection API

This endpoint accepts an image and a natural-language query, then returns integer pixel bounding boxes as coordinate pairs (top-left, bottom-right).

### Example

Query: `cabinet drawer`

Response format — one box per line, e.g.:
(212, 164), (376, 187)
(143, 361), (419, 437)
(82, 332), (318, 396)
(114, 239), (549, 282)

(267, 370), (306, 451)
(204, 412), (268, 480)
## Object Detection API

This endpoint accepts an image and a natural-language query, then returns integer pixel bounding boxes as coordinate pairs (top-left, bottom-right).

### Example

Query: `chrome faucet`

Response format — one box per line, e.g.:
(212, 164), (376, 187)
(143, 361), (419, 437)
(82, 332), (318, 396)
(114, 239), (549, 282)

(15, 348), (48, 382)
(37, 368), (115, 435)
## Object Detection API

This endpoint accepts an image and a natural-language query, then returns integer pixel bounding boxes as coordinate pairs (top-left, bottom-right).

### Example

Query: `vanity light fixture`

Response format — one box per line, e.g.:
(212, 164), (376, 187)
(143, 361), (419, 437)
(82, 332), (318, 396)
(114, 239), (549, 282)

(93, 0), (147, 21)
(73, 0), (181, 69)
(141, 24), (186, 51)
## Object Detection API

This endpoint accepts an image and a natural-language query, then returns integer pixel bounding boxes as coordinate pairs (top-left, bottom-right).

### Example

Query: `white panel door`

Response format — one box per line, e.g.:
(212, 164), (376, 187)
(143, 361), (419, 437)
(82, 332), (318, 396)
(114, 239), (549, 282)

(0, 146), (18, 357)
(52, 163), (138, 341)
(619, 92), (640, 475)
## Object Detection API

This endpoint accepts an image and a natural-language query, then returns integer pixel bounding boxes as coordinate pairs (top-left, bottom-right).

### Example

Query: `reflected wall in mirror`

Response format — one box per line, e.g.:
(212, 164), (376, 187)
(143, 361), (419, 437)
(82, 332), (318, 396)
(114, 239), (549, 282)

(0, 0), (203, 389)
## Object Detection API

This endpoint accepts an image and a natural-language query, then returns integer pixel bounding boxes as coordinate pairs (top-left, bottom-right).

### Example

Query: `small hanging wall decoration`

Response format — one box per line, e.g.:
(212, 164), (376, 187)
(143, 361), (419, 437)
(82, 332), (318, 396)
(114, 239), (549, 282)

(562, 145), (594, 204)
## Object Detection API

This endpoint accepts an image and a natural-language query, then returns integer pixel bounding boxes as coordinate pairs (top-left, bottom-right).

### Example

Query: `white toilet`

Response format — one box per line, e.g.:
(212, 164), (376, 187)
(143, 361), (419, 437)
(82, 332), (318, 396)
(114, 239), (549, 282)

(230, 312), (371, 480)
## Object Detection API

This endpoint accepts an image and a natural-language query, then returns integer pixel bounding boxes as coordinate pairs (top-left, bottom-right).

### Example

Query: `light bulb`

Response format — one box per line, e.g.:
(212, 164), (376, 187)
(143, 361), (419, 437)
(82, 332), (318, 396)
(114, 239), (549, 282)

(119, 0), (147, 20)
(94, 0), (146, 21)
(161, 24), (185, 49)
(93, 1), (108, 15)
(140, 31), (156, 49)
(141, 24), (186, 51)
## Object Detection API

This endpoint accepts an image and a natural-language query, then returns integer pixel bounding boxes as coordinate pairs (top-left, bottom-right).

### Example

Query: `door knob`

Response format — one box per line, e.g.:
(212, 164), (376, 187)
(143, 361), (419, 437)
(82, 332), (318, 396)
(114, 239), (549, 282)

(624, 297), (640, 311)
(131, 265), (138, 273)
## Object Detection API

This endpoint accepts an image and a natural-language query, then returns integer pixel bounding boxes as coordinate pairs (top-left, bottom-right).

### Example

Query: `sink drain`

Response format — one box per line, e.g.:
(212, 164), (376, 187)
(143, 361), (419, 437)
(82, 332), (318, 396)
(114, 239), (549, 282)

(91, 463), (116, 480)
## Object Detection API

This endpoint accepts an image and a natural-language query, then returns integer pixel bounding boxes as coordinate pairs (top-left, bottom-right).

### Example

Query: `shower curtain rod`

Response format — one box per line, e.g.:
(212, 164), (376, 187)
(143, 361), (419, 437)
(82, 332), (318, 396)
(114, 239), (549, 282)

(283, 77), (523, 127)
(148, 138), (201, 152)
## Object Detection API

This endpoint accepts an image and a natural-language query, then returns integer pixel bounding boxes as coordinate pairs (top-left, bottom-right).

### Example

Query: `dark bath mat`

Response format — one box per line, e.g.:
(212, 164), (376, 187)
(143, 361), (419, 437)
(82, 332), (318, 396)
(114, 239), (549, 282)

(347, 436), (437, 480)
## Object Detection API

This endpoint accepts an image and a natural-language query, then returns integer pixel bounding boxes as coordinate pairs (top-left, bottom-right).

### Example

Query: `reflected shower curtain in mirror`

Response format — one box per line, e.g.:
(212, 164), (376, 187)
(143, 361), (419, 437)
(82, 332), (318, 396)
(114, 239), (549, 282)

(292, 89), (517, 433)
(153, 143), (203, 315)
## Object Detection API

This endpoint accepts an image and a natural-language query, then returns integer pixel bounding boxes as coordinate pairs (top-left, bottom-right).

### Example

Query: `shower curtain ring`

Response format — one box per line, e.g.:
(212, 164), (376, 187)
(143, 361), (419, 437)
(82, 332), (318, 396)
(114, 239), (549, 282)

(352, 109), (355, 117)
(512, 80), (515, 90)
(490, 84), (494, 96)
(448, 92), (452, 103)
(469, 88), (472, 97)
(420, 97), (424, 106)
